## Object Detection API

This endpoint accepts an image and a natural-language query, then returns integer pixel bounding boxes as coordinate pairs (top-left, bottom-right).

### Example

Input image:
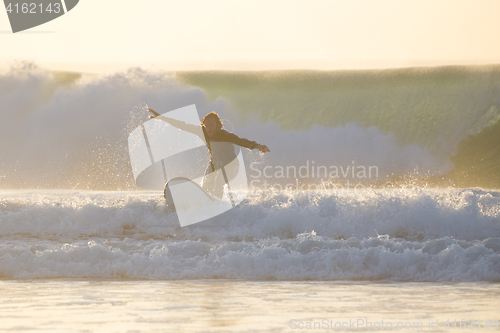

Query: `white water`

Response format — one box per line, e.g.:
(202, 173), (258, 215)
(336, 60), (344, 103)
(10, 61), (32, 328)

(1, 188), (499, 281)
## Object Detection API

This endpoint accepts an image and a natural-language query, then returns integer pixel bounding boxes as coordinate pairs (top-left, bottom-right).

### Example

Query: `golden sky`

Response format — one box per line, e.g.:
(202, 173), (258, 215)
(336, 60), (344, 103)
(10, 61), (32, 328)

(1, 0), (500, 72)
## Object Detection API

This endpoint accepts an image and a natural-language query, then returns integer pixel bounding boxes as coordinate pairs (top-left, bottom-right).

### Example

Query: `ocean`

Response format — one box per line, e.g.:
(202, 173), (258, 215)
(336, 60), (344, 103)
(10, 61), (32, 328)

(0, 63), (499, 331)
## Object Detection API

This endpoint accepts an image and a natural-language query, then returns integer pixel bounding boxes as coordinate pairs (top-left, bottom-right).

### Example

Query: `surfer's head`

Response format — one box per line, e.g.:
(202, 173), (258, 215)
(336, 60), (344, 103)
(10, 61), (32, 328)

(202, 111), (223, 138)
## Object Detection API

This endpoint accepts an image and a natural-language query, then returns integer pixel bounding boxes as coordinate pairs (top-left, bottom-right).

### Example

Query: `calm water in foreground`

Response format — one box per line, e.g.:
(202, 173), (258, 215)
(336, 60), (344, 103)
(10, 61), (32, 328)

(0, 280), (498, 332)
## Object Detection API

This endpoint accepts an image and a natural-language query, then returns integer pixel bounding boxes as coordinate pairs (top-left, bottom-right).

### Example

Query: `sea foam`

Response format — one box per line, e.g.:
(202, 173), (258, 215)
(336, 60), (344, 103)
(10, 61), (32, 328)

(1, 188), (499, 281)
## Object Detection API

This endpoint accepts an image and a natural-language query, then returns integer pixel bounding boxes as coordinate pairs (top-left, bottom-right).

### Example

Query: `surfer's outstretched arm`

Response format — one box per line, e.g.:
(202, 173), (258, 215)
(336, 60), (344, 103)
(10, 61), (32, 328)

(222, 131), (270, 153)
(148, 108), (203, 138)
(148, 108), (269, 152)
(257, 144), (270, 153)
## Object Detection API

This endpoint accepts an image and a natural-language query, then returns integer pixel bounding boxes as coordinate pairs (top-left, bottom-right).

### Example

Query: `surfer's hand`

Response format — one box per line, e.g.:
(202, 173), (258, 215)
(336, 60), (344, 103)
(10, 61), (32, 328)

(148, 108), (160, 118)
(257, 144), (270, 153)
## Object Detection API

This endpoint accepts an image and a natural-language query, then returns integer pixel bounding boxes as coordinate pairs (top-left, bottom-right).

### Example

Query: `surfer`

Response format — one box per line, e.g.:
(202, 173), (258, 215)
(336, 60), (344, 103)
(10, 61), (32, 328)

(147, 108), (269, 198)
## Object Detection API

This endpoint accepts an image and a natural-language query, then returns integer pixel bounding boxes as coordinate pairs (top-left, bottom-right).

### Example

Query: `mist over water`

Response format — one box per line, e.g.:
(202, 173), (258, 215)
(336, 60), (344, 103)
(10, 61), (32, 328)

(1, 62), (499, 189)
(0, 63), (229, 189)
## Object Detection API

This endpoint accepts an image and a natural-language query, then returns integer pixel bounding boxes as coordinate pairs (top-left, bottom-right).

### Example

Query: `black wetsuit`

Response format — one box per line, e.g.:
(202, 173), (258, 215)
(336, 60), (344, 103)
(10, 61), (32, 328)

(159, 116), (259, 198)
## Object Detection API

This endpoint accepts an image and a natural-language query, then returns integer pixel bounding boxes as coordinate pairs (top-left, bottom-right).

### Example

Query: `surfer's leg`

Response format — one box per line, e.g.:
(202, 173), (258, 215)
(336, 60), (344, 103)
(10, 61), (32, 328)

(224, 158), (239, 182)
(201, 160), (240, 200)
(201, 165), (213, 193)
(212, 173), (225, 199)
(201, 165), (221, 199)
(201, 167), (226, 199)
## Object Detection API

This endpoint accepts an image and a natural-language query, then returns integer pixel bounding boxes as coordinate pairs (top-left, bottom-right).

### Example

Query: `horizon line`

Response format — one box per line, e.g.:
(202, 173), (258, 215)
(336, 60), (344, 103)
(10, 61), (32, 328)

(2, 60), (500, 75)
